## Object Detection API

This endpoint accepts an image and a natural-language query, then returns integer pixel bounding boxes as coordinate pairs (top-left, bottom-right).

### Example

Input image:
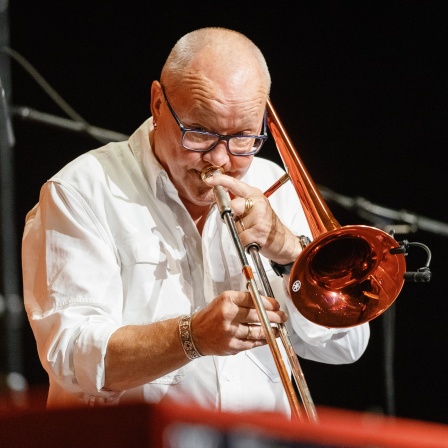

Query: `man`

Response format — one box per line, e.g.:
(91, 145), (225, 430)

(22, 27), (369, 415)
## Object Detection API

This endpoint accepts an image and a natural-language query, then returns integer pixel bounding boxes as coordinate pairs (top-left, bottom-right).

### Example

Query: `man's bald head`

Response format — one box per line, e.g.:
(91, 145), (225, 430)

(160, 27), (271, 97)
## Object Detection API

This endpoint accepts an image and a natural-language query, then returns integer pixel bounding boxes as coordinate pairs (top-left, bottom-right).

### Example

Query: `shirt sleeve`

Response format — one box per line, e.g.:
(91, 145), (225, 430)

(22, 180), (123, 402)
(284, 291), (370, 363)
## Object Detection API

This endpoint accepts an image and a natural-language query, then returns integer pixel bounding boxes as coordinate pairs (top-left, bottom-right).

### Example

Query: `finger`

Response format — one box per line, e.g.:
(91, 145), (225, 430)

(240, 323), (252, 340)
(233, 197), (257, 221)
(204, 172), (257, 201)
(238, 216), (246, 232)
(232, 296), (288, 326)
(232, 291), (280, 311)
(243, 324), (281, 340)
(232, 197), (248, 219)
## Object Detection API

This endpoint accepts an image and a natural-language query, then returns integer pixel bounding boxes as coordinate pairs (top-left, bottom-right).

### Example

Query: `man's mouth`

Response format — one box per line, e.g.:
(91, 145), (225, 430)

(200, 165), (225, 183)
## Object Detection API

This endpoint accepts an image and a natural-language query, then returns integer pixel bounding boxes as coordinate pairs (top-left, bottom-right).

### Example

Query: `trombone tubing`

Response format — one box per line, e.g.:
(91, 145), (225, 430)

(247, 245), (318, 423)
(211, 180), (304, 420)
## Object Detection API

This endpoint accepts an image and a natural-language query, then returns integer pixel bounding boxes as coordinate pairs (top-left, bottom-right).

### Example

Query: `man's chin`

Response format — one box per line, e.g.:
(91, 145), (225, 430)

(195, 190), (216, 207)
(180, 187), (216, 210)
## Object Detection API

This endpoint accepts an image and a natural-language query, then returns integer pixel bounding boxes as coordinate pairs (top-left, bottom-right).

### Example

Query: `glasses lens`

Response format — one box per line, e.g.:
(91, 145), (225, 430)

(229, 136), (265, 155)
(183, 131), (219, 151)
(182, 131), (266, 155)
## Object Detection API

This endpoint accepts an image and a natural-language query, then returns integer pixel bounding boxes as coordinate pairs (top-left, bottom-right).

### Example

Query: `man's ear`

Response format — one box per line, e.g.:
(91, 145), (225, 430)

(150, 80), (163, 121)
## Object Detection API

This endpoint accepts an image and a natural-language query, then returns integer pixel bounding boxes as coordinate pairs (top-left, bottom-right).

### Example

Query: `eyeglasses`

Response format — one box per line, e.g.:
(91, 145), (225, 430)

(161, 85), (268, 156)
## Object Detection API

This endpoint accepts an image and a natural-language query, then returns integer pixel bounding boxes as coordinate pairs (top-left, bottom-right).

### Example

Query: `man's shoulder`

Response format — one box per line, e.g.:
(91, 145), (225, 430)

(50, 141), (132, 184)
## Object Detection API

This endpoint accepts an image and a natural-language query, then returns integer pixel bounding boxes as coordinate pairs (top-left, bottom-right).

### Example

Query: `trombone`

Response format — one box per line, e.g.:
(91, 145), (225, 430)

(201, 100), (407, 421)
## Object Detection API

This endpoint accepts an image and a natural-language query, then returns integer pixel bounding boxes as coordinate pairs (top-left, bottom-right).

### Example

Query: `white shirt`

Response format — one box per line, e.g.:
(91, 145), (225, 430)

(22, 118), (369, 415)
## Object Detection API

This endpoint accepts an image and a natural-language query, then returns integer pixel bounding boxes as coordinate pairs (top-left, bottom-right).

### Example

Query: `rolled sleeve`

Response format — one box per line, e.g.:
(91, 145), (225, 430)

(283, 283), (370, 364)
(23, 180), (125, 404)
(74, 320), (122, 398)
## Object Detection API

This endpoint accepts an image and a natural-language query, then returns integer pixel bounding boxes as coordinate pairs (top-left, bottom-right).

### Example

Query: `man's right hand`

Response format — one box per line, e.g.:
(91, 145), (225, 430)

(191, 291), (288, 356)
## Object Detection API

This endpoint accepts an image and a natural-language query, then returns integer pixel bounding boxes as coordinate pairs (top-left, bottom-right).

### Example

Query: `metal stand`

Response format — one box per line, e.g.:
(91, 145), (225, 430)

(0, 0), (28, 398)
(319, 184), (438, 417)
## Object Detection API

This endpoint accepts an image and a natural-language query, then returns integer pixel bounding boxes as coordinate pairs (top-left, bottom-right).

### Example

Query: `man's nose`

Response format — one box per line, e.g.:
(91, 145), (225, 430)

(202, 140), (230, 166)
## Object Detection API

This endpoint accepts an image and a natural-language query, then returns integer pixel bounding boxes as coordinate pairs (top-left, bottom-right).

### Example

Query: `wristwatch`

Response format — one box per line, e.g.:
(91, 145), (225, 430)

(270, 259), (294, 277)
(270, 235), (311, 277)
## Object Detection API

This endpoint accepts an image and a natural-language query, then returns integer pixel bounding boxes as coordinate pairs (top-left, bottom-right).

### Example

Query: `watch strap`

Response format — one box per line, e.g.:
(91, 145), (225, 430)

(270, 259), (294, 277)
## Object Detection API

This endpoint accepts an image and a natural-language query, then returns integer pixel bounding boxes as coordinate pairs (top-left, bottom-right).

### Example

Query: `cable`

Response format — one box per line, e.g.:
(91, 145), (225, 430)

(383, 304), (396, 416)
(1, 46), (111, 144)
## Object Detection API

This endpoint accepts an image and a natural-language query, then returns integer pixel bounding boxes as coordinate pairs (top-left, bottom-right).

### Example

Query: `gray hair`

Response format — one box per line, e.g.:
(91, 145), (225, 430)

(160, 27), (271, 93)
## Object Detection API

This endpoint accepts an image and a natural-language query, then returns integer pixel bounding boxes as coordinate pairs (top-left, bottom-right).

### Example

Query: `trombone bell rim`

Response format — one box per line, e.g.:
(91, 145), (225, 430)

(289, 225), (406, 328)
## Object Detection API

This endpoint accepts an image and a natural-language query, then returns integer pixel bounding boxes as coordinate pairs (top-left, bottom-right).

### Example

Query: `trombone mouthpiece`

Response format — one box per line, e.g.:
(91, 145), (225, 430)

(200, 165), (225, 183)
(200, 165), (231, 217)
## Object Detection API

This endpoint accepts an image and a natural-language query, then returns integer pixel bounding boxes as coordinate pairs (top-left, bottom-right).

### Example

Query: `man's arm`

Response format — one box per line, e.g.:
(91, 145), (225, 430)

(104, 291), (288, 391)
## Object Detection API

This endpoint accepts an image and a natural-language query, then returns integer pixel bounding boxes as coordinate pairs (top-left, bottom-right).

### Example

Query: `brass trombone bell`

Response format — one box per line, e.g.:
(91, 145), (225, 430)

(266, 99), (406, 328)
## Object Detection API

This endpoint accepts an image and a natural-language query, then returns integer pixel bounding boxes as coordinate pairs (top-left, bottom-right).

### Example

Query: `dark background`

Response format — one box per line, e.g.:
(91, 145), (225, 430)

(1, 1), (447, 425)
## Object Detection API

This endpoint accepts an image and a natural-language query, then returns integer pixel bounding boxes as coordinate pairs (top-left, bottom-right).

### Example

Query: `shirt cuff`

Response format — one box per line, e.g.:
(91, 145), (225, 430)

(73, 320), (122, 399)
(284, 296), (350, 348)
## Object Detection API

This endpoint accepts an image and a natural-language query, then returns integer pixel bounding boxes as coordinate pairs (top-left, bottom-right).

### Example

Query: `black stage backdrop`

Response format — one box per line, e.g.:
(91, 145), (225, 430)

(2, 1), (448, 425)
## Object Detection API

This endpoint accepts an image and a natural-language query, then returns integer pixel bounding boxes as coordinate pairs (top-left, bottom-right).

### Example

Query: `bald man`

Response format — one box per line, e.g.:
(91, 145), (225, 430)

(22, 27), (369, 416)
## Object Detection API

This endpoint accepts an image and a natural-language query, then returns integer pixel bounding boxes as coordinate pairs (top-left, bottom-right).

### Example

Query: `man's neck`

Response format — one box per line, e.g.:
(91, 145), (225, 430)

(183, 200), (213, 236)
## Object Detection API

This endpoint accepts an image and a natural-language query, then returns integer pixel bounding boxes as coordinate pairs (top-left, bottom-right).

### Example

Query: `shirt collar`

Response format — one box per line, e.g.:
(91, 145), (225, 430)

(128, 117), (170, 198)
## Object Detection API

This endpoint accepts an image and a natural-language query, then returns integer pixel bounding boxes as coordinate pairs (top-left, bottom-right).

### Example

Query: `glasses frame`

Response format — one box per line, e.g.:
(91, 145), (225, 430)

(161, 85), (268, 156)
